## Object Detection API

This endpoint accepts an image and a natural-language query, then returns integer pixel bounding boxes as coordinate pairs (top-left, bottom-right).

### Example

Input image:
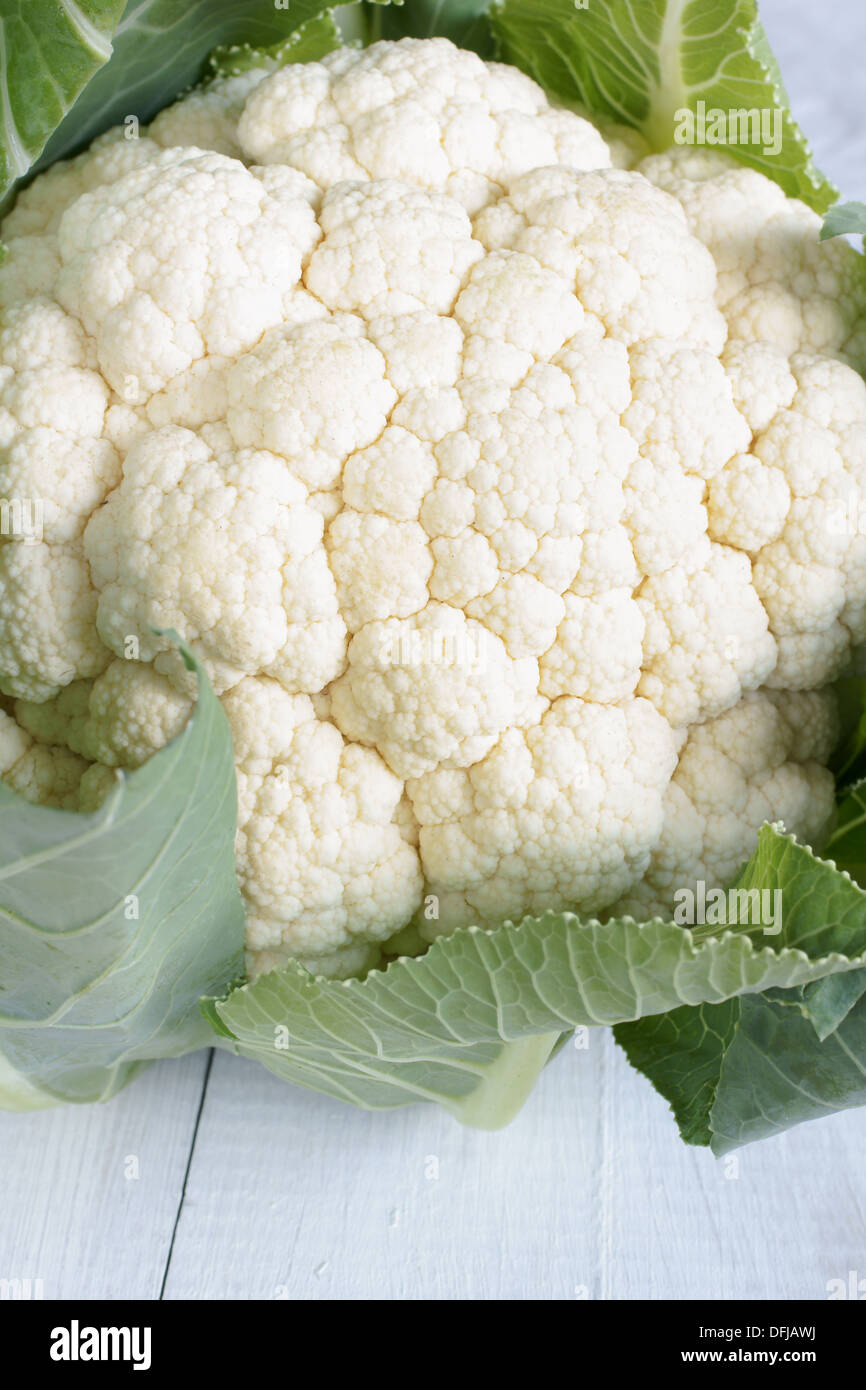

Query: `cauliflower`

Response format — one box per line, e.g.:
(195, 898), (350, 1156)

(2, 36), (864, 979)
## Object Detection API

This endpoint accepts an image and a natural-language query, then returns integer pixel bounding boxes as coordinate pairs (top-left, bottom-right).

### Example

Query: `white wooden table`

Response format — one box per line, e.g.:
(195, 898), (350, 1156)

(2, 0), (866, 1301)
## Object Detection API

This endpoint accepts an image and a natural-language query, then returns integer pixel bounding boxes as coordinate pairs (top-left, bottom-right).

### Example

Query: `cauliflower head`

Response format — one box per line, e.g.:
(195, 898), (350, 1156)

(1, 37), (864, 977)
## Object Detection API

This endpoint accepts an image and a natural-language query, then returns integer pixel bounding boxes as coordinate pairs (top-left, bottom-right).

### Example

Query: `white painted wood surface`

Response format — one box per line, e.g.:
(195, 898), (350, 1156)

(2, 0), (866, 1301)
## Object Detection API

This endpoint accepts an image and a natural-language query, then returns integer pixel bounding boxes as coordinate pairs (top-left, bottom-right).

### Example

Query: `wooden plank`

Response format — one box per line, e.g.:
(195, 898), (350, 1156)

(0, 1053), (207, 1300)
(162, 1042), (608, 1300)
(163, 1037), (866, 1301)
(601, 1035), (866, 1301)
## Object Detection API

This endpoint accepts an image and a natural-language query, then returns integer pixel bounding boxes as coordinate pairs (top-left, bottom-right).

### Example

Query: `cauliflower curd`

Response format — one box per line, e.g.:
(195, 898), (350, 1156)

(1, 37), (864, 977)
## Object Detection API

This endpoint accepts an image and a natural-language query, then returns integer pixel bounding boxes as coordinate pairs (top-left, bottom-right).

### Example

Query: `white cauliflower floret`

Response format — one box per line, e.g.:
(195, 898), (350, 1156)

(539, 588), (644, 700)
(1, 430), (119, 543)
(222, 678), (422, 960)
(226, 316), (397, 489)
(0, 709), (88, 810)
(467, 572), (565, 660)
(306, 179), (484, 317)
(455, 249), (584, 378)
(637, 544), (777, 726)
(367, 310), (463, 393)
(638, 146), (866, 368)
(1, 36), (864, 977)
(473, 166), (727, 350)
(83, 425), (347, 696)
(744, 351), (866, 684)
(0, 297), (95, 372)
(623, 451), (709, 578)
(15, 661), (192, 769)
(616, 691), (838, 919)
(326, 509), (432, 631)
(148, 70), (272, 159)
(624, 340), (751, 481)
(410, 696), (679, 939)
(0, 544), (110, 701)
(708, 453), (791, 553)
(330, 603), (543, 779)
(0, 237), (62, 308)
(2, 131), (165, 239)
(238, 37), (611, 212)
(342, 423), (439, 518)
(55, 148), (322, 401)
(722, 339), (797, 433)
